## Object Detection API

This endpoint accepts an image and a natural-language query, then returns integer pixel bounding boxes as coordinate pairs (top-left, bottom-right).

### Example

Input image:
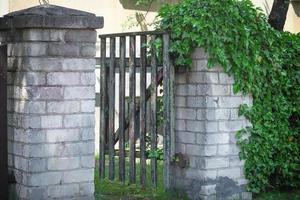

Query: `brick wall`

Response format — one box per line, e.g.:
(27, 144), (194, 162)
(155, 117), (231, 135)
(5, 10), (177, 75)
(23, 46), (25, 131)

(0, 5), (103, 200)
(171, 48), (252, 200)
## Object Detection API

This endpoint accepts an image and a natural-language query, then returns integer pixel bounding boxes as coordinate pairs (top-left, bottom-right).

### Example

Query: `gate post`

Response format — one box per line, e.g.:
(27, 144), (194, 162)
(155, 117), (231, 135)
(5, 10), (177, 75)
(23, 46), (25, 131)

(171, 48), (252, 200)
(0, 5), (103, 200)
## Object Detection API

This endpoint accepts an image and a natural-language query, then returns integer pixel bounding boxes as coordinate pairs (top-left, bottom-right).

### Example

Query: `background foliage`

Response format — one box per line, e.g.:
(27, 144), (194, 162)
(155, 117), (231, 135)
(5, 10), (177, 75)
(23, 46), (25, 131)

(157, 0), (300, 193)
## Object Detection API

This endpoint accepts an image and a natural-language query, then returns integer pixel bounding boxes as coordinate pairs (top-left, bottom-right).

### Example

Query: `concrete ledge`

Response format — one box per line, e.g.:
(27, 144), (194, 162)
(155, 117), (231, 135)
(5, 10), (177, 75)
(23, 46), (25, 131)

(0, 15), (103, 30)
(0, 5), (103, 30)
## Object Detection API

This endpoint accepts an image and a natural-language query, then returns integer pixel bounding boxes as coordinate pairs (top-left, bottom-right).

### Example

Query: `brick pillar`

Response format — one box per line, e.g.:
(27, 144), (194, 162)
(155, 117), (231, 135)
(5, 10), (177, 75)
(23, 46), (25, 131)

(0, 5), (103, 200)
(171, 48), (252, 200)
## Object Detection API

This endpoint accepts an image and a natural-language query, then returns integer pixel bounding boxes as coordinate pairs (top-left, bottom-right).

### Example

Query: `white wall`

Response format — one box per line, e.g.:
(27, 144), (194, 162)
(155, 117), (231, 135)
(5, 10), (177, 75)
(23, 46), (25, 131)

(0, 0), (9, 16)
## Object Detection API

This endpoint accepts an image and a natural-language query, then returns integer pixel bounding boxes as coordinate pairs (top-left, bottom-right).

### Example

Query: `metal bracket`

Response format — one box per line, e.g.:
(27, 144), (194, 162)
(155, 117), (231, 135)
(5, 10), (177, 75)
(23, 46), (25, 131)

(171, 153), (190, 168)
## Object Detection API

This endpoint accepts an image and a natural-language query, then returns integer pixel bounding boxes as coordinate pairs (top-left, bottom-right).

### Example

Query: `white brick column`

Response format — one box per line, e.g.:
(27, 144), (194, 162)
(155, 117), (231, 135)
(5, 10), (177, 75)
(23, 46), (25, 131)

(0, 5), (103, 200)
(171, 48), (252, 200)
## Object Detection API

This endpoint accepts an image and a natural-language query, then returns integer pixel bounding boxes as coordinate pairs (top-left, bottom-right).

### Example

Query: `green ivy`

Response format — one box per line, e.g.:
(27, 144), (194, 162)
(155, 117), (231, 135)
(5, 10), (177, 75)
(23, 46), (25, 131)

(157, 0), (300, 193)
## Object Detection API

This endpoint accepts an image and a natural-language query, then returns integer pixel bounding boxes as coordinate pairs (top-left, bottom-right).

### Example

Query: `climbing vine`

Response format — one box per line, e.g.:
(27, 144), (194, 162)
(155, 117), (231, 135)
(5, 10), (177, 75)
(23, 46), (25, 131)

(157, 0), (300, 193)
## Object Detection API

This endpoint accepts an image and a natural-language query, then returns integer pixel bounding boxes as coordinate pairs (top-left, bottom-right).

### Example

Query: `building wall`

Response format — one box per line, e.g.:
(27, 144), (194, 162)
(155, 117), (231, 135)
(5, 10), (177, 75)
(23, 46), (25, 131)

(3, 0), (300, 34)
(0, 0), (9, 17)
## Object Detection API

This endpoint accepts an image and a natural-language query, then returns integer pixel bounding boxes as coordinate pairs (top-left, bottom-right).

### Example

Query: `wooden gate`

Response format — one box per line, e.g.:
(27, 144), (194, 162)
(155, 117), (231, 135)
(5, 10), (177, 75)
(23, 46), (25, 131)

(98, 31), (174, 187)
(0, 44), (8, 199)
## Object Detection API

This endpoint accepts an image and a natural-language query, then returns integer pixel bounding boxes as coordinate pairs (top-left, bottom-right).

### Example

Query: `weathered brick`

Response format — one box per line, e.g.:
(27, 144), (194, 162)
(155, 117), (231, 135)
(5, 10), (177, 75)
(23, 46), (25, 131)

(217, 167), (241, 179)
(81, 72), (96, 85)
(28, 158), (46, 172)
(47, 184), (79, 198)
(219, 73), (234, 84)
(48, 157), (80, 170)
(176, 108), (196, 120)
(175, 96), (186, 107)
(46, 129), (80, 142)
(200, 185), (216, 195)
(12, 72), (46, 86)
(205, 73), (219, 84)
(63, 169), (94, 183)
(11, 57), (95, 72)
(26, 187), (47, 200)
(81, 100), (95, 113)
(47, 72), (80, 85)
(206, 109), (230, 120)
(46, 143), (80, 157)
(64, 114), (95, 128)
(176, 132), (196, 143)
(186, 120), (205, 132)
(186, 169), (217, 180)
(64, 86), (95, 100)
(205, 121), (218, 133)
(187, 97), (205, 108)
(65, 30), (97, 43)
(219, 121), (243, 132)
(41, 115), (62, 128)
(48, 43), (80, 57)
(191, 48), (209, 59)
(80, 156), (95, 168)
(27, 172), (62, 186)
(229, 156), (244, 167)
(186, 145), (217, 156)
(217, 144), (240, 156)
(205, 85), (230, 96)
(79, 182), (94, 196)
(206, 134), (230, 144)
(28, 101), (46, 114)
(8, 43), (47, 56)
(13, 156), (28, 171)
(175, 85), (196, 96)
(47, 101), (80, 114)
(21, 29), (65, 42)
(218, 97), (243, 108)
(175, 72), (187, 84)
(194, 60), (208, 72)
(32, 87), (64, 100)
(80, 142), (95, 154)
(175, 143), (186, 154)
(80, 45), (96, 57)
(81, 128), (95, 140)
(205, 97), (219, 108)
(203, 145), (218, 156)
(175, 120), (186, 131)
(205, 157), (229, 169)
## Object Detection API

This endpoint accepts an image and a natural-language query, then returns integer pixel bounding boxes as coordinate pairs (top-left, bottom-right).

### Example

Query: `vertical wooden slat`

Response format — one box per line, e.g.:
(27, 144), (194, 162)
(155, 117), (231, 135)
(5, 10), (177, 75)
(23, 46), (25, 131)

(0, 45), (8, 200)
(108, 37), (116, 180)
(163, 33), (171, 188)
(119, 36), (126, 182)
(170, 52), (175, 159)
(140, 35), (147, 186)
(99, 37), (106, 179)
(128, 35), (136, 183)
(150, 36), (158, 186)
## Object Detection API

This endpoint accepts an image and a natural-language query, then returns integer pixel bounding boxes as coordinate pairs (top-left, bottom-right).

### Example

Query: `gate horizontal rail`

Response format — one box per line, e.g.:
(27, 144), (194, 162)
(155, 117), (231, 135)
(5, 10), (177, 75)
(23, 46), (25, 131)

(98, 30), (174, 188)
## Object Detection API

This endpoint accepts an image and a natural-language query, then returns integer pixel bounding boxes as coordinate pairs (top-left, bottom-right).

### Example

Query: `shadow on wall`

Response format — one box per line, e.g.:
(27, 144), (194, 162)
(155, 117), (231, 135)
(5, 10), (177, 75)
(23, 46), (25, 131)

(292, 2), (300, 16)
(119, 0), (178, 12)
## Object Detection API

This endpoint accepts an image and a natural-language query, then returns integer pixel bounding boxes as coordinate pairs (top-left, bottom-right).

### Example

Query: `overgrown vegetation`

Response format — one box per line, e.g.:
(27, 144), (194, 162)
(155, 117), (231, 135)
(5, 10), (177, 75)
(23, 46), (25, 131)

(95, 157), (188, 200)
(157, 0), (300, 193)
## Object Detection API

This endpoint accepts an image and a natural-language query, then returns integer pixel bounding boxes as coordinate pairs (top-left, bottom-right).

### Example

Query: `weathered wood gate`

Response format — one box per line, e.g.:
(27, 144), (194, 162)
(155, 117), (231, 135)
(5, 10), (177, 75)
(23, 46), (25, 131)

(0, 44), (8, 199)
(98, 31), (174, 187)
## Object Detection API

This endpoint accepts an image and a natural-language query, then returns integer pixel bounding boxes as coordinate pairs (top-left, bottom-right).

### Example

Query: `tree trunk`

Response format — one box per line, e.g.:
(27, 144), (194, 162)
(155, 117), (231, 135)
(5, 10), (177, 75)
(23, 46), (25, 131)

(268, 0), (289, 31)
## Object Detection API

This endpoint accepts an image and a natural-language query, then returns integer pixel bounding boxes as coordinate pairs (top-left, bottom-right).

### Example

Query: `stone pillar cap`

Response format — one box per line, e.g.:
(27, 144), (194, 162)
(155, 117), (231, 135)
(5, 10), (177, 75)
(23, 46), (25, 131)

(0, 4), (104, 30)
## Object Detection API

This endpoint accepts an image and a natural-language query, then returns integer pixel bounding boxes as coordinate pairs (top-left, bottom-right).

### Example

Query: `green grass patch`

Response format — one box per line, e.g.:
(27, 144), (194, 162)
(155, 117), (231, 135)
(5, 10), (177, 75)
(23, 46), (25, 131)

(254, 189), (300, 200)
(94, 156), (188, 200)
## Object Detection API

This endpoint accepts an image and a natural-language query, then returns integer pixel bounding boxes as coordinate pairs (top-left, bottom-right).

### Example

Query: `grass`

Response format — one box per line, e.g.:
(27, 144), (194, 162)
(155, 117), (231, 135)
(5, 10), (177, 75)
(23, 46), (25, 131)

(254, 189), (300, 200)
(94, 156), (188, 200)
(94, 156), (300, 200)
